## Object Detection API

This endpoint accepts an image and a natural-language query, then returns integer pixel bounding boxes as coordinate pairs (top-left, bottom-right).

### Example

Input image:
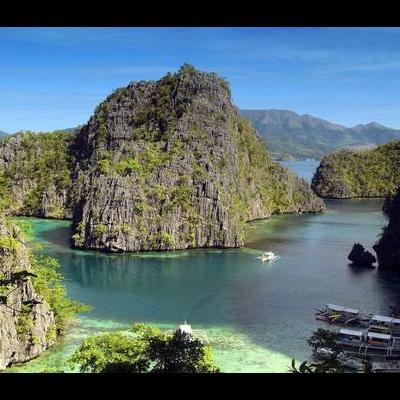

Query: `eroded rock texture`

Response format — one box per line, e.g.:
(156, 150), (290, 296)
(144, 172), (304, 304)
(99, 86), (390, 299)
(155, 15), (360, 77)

(69, 65), (325, 252)
(311, 141), (400, 198)
(0, 220), (55, 369)
(374, 189), (400, 268)
(0, 132), (73, 219)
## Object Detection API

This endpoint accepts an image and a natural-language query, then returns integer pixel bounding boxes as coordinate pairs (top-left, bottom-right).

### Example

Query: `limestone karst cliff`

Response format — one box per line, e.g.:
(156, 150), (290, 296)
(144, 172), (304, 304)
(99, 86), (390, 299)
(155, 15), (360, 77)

(0, 219), (56, 369)
(373, 189), (400, 268)
(69, 64), (325, 252)
(0, 131), (73, 218)
(311, 141), (400, 198)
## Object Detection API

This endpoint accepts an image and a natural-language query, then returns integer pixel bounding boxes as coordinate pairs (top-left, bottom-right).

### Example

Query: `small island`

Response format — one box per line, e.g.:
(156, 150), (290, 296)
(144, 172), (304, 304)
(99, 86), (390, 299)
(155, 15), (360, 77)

(0, 65), (326, 253)
(311, 141), (400, 198)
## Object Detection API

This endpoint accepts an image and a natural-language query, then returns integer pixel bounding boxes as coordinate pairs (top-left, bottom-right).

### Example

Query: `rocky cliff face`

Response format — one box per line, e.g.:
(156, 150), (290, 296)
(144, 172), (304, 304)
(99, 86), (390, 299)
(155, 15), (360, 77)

(0, 220), (56, 369)
(311, 141), (400, 198)
(0, 131), (73, 218)
(69, 65), (325, 252)
(373, 189), (400, 268)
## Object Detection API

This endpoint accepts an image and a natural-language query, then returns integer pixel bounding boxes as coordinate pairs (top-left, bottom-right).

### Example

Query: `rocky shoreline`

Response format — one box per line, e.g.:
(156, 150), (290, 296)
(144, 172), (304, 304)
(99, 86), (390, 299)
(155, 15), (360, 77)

(0, 220), (56, 369)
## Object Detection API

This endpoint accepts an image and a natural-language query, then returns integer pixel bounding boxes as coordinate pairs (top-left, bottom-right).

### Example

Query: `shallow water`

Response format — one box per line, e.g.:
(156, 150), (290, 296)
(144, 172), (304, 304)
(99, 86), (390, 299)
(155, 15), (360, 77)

(8, 162), (397, 373)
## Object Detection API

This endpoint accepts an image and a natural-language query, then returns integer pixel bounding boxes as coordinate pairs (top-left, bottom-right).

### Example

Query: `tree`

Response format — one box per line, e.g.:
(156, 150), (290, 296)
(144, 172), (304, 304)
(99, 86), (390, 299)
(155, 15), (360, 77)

(66, 323), (220, 373)
(289, 357), (345, 373)
(307, 328), (341, 353)
(146, 329), (219, 373)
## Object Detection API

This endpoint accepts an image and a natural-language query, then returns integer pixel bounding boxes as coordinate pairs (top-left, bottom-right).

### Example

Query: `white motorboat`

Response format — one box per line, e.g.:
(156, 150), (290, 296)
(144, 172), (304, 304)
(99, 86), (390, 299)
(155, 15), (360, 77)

(165, 321), (210, 344)
(258, 251), (277, 263)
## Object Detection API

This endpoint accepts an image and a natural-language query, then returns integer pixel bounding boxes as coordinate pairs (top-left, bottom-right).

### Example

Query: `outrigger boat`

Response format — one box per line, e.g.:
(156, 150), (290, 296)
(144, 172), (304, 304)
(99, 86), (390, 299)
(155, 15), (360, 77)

(337, 328), (400, 357)
(315, 304), (371, 326)
(315, 304), (400, 334)
(367, 315), (400, 335)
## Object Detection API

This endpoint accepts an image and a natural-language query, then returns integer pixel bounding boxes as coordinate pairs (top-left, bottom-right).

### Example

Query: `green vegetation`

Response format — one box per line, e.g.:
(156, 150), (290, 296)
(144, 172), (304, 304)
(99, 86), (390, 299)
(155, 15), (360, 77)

(98, 158), (112, 175)
(312, 141), (400, 198)
(227, 115), (309, 228)
(120, 224), (131, 234)
(374, 187), (400, 268)
(0, 235), (21, 254)
(116, 158), (142, 176)
(30, 253), (91, 334)
(289, 328), (372, 373)
(66, 323), (219, 373)
(0, 130), (73, 217)
(68, 65), (323, 252)
(15, 304), (35, 341)
(0, 217), (89, 353)
(288, 358), (345, 373)
(93, 224), (107, 237)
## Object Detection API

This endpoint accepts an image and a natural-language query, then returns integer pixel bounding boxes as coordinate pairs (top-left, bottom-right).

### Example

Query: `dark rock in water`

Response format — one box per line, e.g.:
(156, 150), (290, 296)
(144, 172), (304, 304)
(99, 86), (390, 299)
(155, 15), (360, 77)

(348, 243), (376, 267)
(68, 64), (325, 252)
(374, 188), (400, 268)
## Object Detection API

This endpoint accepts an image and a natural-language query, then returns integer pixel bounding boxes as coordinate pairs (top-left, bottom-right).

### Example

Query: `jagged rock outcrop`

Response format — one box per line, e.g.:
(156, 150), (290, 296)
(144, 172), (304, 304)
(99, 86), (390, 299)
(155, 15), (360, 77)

(348, 243), (376, 267)
(0, 219), (56, 369)
(69, 65), (325, 252)
(311, 141), (400, 198)
(373, 189), (400, 268)
(0, 131), (73, 218)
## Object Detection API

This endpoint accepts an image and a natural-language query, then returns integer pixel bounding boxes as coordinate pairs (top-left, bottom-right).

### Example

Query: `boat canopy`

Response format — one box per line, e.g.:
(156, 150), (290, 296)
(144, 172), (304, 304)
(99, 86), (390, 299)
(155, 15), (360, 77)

(339, 328), (363, 337)
(327, 304), (359, 314)
(367, 332), (392, 340)
(179, 324), (193, 334)
(371, 315), (400, 324)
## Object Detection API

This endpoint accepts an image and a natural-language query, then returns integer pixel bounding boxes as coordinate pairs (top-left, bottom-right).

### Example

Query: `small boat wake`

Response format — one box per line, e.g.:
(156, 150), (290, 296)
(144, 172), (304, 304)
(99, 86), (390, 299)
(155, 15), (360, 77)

(257, 251), (279, 263)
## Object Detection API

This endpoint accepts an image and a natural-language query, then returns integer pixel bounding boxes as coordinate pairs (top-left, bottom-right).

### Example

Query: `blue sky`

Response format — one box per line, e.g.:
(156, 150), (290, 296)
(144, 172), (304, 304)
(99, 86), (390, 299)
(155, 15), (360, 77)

(1, 27), (400, 132)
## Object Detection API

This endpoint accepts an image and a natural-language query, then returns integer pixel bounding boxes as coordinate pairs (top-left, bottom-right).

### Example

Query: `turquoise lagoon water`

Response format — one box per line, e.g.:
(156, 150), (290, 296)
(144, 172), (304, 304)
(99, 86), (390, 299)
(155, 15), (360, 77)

(8, 161), (398, 373)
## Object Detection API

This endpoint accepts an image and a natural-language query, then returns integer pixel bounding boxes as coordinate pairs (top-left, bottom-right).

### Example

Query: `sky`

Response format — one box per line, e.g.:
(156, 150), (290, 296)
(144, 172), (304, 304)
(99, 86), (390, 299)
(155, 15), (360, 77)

(1, 27), (400, 132)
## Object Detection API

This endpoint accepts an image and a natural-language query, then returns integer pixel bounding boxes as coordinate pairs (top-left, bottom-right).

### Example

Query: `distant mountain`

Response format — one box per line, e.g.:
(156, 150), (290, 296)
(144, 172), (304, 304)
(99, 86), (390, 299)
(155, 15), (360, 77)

(0, 130), (8, 137)
(240, 109), (400, 160)
(62, 127), (78, 133)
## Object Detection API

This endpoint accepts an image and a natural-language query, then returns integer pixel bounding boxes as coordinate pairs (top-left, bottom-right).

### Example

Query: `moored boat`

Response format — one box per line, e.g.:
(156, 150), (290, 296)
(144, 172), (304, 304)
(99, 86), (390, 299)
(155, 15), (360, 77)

(315, 304), (369, 326)
(368, 315), (400, 335)
(371, 360), (400, 373)
(257, 251), (278, 263)
(337, 328), (400, 357)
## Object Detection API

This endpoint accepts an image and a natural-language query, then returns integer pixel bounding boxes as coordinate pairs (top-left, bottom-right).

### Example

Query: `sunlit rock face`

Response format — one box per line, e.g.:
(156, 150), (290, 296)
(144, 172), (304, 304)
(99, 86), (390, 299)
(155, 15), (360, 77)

(0, 220), (55, 370)
(311, 141), (400, 199)
(0, 132), (73, 219)
(69, 65), (325, 253)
